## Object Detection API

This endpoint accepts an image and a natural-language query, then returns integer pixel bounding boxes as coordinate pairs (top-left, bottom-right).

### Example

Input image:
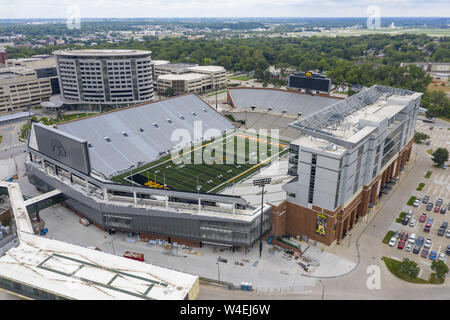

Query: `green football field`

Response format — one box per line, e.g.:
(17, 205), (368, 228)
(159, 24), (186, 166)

(112, 131), (289, 194)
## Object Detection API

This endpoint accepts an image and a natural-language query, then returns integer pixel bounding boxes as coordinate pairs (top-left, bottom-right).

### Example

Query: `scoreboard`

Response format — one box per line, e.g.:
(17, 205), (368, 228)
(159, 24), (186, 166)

(288, 72), (331, 93)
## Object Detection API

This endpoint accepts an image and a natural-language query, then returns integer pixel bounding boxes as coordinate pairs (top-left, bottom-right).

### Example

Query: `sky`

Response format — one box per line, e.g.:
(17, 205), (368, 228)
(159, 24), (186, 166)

(0, 0), (449, 19)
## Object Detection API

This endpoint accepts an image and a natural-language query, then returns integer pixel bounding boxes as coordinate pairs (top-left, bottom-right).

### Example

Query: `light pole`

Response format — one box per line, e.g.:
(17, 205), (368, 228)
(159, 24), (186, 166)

(215, 86), (218, 110)
(217, 257), (221, 284)
(253, 178), (272, 258)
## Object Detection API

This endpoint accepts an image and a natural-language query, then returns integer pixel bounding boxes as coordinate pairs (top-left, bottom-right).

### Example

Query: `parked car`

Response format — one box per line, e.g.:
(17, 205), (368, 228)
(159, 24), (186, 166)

(419, 213), (427, 223)
(424, 223), (432, 232)
(398, 240), (406, 249)
(413, 245), (421, 254)
(421, 248), (429, 258)
(436, 198), (443, 207)
(425, 141), (431, 146)
(424, 238), (432, 249)
(446, 229), (450, 238)
(408, 233), (417, 244)
(427, 217), (434, 224)
(426, 203), (433, 211)
(413, 199), (421, 207)
(388, 237), (397, 247)
(446, 245), (450, 256)
(434, 205), (441, 213)
(448, 202), (450, 211)
(441, 221), (448, 229)
(429, 251), (437, 260)
(402, 216), (410, 225)
(409, 219), (417, 227)
(438, 253), (446, 262)
(437, 227), (445, 236)
(394, 230), (402, 239)
(401, 232), (409, 242)
(405, 243), (413, 252)
(422, 196), (429, 204)
(443, 164), (448, 169)
(441, 207), (447, 214)
(79, 218), (90, 226)
(123, 251), (144, 262)
(416, 236), (424, 246)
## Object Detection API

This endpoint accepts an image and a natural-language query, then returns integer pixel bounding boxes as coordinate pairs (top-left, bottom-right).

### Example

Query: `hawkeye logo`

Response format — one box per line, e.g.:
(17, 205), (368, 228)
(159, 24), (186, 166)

(305, 72), (313, 78)
(51, 139), (67, 158)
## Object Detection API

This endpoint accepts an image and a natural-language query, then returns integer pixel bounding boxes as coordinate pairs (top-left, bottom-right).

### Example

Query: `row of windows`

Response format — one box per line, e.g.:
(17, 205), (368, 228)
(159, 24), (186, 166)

(308, 154), (317, 204)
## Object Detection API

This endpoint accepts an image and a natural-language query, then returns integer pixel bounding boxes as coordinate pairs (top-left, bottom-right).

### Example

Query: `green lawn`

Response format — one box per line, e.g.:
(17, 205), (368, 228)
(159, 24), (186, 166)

(396, 212), (407, 223)
(383, 257), (444, 284)
(227, 75), (253, 81)
(382, 231), (395, 244)
(407, 196), (417, 206)
(112, 131), (289, 194)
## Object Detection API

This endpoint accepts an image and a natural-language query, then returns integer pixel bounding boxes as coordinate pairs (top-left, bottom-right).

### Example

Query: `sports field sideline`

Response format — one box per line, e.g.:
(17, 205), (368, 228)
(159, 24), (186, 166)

(112, 130), (289, 194)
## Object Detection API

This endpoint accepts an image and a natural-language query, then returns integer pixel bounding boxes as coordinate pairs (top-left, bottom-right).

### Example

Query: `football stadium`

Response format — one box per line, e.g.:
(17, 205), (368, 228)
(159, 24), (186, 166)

(225, 87), (343, 141)
(114, 130), (289, 194)
(25, 94), (279, 248)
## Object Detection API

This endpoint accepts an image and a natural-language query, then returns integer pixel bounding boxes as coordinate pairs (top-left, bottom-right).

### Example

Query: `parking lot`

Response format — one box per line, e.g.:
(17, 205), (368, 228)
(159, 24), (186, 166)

(416, 121), (450, 199)
(383, 119), (450, 277)
(387, 197), (449, 264)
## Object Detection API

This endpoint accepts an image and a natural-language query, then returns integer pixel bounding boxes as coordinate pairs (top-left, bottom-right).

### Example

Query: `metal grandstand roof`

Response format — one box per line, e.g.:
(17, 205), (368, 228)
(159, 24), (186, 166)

(290, 85), (416, 131)
(228, 88), (340, 116)
(56, 94), (235, 177)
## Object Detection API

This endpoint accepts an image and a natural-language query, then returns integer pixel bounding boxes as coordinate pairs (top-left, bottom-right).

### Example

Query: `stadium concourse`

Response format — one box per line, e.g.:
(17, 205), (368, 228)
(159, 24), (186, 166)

(225, 87), (342, 141)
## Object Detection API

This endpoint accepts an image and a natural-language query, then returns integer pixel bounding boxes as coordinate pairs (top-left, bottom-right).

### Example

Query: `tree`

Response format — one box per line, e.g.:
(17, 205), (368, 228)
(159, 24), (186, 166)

(413, 131), (430, 144)
(432, 148), (449, 167)
(262, 82), (268, 88)
(165, 87), (174, 97)
(431, 261), (449, 279)
(399, 258), (420, 278)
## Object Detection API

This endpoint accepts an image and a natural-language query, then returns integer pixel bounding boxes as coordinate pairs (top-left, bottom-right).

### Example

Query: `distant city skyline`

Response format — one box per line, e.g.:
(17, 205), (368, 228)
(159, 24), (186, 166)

(0, 0), (449, 19)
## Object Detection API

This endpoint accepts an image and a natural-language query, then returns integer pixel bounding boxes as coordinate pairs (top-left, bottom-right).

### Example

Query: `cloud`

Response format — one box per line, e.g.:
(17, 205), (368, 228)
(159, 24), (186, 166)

(0, 0), (449, 18)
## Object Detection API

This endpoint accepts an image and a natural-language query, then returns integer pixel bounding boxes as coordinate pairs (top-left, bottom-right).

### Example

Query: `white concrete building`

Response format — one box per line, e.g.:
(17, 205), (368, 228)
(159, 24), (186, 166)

(54, 49), (154, 109)
(0, 67), (52, 114)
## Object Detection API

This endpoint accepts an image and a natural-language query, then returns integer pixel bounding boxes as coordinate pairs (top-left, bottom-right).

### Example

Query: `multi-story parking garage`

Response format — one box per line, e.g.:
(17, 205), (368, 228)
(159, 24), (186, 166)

(54, 49), (154, 110)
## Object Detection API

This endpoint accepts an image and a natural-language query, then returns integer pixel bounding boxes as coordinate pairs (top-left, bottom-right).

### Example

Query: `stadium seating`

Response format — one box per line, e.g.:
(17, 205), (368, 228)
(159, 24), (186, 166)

(57, 94), (236, 177)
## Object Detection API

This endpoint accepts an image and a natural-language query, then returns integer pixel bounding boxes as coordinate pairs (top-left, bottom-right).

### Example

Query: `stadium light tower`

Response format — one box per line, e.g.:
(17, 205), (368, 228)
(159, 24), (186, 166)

(253, 177), (271, 258)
